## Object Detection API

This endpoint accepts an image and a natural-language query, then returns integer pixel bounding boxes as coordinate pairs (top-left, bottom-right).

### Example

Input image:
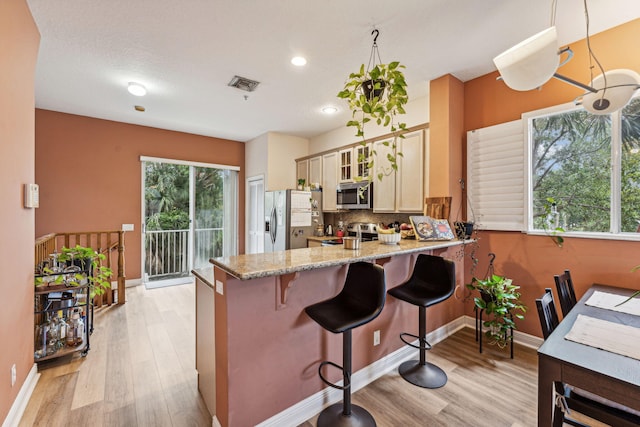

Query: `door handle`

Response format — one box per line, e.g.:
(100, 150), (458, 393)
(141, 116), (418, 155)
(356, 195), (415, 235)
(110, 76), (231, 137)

(271, 208), (277, 244)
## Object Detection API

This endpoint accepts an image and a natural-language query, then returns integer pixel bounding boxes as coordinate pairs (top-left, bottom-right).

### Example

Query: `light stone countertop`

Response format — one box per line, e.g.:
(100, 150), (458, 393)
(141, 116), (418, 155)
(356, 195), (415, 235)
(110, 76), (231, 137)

(210, 238), (467, 280)
(306, 236), (342, 242)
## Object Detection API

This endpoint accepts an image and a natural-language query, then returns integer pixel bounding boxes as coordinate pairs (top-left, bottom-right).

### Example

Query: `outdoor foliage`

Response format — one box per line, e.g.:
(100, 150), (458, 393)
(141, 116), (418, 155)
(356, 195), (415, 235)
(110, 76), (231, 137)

(531, 97), (640, 234)
(144, 163), (226, 277)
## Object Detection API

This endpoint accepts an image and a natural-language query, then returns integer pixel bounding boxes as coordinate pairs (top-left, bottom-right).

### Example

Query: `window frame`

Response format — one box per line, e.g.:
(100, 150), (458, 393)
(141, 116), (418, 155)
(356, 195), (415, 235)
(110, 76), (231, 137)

(522, 97), (640, 242)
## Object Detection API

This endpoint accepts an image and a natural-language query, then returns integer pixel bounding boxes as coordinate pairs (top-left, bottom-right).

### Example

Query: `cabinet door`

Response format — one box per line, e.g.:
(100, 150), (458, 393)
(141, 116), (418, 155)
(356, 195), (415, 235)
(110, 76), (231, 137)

(354, 143), (372, 181)
(338, 148), (353, 182)
(322, 152), (338, 211)
(296, 159), (309, 187)
(308, 156), (322, 187)
(396, 131), (424, 212)
(372, 139), (396, 212)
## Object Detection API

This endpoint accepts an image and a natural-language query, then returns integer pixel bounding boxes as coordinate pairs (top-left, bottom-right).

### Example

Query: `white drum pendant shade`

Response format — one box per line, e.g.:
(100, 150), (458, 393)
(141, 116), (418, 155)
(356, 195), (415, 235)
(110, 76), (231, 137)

(582, 69), (640, 115)
(493, 26), (559, 91)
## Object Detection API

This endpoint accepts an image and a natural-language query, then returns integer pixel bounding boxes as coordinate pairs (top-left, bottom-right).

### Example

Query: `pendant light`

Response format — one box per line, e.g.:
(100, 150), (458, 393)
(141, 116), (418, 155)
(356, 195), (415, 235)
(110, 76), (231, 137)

(493, 0), (640, 114)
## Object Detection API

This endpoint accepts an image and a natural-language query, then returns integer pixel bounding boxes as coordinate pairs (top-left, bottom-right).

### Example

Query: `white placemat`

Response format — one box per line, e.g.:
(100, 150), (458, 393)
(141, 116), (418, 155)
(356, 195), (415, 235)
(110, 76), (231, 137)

(584, 290), (640, 316)
(564, 314), (640, 360)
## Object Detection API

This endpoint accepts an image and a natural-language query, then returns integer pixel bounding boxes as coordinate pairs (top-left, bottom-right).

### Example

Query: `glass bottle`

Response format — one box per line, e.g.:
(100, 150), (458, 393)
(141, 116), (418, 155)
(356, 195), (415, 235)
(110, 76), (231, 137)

(66, 309), (78, 347)
(57, 311), (67, 350)
(46, 317), (58, 355)
(34, 323), (48, 359)
(67, 309), (84, 347)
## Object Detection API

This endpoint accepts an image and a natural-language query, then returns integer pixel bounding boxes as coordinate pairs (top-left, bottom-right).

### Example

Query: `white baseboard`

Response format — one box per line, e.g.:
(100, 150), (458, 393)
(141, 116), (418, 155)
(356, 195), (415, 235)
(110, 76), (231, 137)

(2, 364), (39, 427)
(125, 278), (142, 287)
(256, 316), (468, 427)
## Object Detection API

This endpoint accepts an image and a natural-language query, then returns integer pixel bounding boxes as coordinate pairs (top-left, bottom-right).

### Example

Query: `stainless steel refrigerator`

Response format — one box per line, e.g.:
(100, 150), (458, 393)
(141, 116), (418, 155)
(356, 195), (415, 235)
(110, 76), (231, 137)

(264, 190), (322, 252)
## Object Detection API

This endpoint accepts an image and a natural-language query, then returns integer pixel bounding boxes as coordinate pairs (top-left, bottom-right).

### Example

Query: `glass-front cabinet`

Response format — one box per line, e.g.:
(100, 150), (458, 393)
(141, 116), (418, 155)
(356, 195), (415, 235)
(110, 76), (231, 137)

(354, 143), (372, 181)
(339, 148), (353, 182)
(339, 144), (371, 183)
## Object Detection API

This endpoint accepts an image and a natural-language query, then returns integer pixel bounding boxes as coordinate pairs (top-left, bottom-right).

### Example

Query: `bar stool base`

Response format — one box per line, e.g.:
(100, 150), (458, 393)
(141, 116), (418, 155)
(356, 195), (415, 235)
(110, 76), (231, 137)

(317, 403), (376, 427)
(398, 360), (447, 389)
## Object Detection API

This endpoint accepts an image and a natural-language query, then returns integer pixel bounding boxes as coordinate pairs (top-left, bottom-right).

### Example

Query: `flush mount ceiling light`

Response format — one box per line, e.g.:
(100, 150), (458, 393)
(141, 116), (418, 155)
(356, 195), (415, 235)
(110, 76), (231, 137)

(493, 0), (640, 114)
(127, 82), (147, 97)
(321, 106), (338, 114)
(291, 56), (307, 66)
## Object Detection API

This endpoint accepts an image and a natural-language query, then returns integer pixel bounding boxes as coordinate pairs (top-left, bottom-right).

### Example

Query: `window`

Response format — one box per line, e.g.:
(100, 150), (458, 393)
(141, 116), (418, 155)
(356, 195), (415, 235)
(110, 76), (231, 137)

(526, 97), (640, 237)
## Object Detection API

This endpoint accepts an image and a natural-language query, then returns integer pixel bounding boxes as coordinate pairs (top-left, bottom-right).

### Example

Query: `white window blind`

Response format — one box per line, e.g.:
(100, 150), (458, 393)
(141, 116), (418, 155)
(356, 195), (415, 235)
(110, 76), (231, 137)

(467, 119), (525, 231)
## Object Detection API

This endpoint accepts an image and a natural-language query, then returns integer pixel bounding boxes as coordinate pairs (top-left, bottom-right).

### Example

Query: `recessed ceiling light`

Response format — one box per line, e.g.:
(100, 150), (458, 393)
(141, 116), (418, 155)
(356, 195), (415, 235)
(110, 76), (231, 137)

(128, 82), (147, 96)
(322, 106), (338, 114)
(291, 56), (307, 66)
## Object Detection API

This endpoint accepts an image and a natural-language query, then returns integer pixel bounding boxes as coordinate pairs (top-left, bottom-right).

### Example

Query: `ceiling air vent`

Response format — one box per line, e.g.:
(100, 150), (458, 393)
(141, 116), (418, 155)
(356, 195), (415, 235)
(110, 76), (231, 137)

(228, 75), (260, 92)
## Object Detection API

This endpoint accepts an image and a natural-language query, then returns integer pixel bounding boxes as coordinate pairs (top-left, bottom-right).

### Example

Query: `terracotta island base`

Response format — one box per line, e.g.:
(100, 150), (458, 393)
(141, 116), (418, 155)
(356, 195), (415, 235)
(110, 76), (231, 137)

(194, 239), (466, 427)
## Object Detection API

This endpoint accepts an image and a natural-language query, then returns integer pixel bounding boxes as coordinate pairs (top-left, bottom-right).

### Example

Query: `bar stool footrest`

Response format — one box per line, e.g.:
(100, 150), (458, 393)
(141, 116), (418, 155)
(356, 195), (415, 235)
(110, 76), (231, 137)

(399, 332), (432, 350)
(319, 361), (350, 391)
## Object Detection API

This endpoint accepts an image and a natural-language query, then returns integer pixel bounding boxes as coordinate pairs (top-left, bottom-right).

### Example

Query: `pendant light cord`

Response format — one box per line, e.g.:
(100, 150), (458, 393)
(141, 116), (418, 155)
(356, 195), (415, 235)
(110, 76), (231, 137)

(583, 0), (607, 100)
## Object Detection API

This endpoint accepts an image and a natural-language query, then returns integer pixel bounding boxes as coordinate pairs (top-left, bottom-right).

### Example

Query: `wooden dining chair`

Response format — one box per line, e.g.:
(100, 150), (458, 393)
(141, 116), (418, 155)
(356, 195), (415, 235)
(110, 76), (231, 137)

(424, 196), (451, 220)
(535, 288), (559, 340)
(554, 269), (577, 316)
(535, 290), (640, 427)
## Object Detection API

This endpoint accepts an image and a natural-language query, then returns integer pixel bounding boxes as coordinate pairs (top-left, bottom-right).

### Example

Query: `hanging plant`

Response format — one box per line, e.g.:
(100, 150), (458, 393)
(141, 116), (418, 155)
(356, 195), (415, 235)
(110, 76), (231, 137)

(337, 29), (409, 184)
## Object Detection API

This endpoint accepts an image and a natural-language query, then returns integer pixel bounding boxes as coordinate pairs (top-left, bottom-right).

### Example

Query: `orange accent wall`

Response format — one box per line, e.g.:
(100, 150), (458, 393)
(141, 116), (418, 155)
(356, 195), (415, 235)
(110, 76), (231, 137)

(35, 110), (245, 280)
(0, 0), (39, 423)
(463, 19), (640, 337)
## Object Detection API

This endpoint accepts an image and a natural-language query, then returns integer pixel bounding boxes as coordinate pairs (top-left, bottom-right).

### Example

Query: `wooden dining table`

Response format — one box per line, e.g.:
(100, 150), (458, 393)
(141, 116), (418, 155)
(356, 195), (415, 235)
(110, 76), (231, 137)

(537, 284), (640, 426)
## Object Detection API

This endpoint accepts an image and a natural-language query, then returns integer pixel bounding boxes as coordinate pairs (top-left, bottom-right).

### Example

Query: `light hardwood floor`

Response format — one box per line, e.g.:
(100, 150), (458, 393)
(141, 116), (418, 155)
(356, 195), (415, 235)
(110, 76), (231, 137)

(20, 283), (600, 427)
(20, 283), (211, 427)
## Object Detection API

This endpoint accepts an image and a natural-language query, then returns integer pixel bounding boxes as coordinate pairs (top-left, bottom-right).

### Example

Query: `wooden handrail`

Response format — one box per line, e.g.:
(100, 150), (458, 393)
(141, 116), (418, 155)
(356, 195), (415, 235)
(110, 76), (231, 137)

(35, 231), (126, 306)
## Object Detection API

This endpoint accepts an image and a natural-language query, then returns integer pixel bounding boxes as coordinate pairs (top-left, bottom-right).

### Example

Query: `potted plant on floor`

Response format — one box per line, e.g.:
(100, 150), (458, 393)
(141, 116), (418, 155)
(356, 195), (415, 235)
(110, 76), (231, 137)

(337, 29), (409, 187)
(466, 272), (526, 348)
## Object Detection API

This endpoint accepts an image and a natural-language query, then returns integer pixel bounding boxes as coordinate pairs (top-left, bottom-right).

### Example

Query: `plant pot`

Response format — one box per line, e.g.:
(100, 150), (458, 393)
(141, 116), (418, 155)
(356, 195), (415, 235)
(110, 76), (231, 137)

(454, 221), (474, 240)
(480, 289), (494, 304)
(362, 79), (386, 101)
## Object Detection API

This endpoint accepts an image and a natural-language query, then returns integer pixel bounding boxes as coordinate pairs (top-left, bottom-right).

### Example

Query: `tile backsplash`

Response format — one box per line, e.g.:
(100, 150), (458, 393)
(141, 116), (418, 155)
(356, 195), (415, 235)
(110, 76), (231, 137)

(323, 211), (420, 229)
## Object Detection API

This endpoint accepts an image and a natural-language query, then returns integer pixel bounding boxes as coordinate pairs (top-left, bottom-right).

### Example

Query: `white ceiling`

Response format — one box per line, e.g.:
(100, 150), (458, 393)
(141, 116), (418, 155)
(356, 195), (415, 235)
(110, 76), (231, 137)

(27, 0), (640, 142)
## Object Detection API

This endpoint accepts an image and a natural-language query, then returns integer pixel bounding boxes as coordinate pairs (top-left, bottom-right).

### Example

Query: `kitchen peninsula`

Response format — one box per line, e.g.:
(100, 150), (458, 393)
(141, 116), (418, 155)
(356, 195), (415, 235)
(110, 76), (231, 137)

(195, 239), (466, 427)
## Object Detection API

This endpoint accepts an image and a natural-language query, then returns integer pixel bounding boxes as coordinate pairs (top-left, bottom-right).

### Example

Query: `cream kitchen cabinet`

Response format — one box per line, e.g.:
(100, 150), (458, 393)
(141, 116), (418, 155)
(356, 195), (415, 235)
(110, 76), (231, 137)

(373, 130), (424, 212)
(338, 148), (353, 182)
(297, 156), (322, 188)
(322, 152), (338, 211)
(308, 156), (322, 187)
(296, 158), (309, 186)
(338, 144), (372, 183)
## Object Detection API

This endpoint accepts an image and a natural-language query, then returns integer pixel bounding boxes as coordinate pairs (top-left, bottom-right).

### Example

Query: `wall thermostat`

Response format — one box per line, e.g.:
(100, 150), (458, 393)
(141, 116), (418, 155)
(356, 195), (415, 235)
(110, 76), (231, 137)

(24, 183), (39, 208)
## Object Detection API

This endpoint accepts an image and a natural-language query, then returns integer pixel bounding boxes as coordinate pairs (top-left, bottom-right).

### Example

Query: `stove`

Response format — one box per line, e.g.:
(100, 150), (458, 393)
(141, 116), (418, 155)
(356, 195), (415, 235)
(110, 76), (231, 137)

(346, 222), (379, 242)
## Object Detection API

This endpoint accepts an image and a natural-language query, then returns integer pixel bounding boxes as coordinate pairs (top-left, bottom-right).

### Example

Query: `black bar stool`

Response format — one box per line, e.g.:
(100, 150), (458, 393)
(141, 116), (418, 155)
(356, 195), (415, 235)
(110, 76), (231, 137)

(305, 262), (386, 427)
(387, 254), (455, 388)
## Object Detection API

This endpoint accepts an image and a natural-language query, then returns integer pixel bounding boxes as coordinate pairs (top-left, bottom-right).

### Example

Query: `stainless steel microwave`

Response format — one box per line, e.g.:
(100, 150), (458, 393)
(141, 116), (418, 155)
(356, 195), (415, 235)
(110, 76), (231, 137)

(336, 181), (373, 209)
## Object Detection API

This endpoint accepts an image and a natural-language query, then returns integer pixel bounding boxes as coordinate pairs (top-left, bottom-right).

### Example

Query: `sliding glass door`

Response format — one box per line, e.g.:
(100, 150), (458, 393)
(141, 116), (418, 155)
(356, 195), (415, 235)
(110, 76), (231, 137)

(142, 157), (238, 285)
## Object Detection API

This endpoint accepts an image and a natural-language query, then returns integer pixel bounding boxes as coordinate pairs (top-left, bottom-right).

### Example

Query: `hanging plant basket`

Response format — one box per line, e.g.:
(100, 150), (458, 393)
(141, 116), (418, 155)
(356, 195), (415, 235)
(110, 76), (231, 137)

(337, 29), (408, 184)
(362, 78), (386, 101)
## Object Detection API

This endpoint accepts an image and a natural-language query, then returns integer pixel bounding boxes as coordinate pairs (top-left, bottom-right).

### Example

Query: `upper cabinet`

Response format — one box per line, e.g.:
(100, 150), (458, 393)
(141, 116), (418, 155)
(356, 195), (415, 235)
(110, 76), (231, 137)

(296, 158), (309, 187)
(395, 131), (424, 212)
(354, 143), (372, 181)
(338, 144), (371, 183)
(308, 156), (322, 187)
(373, 130), (425, 213)
(338, 148), (353, 182)
(296, 156), (321, 188)
(322, 152), (338, 211)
